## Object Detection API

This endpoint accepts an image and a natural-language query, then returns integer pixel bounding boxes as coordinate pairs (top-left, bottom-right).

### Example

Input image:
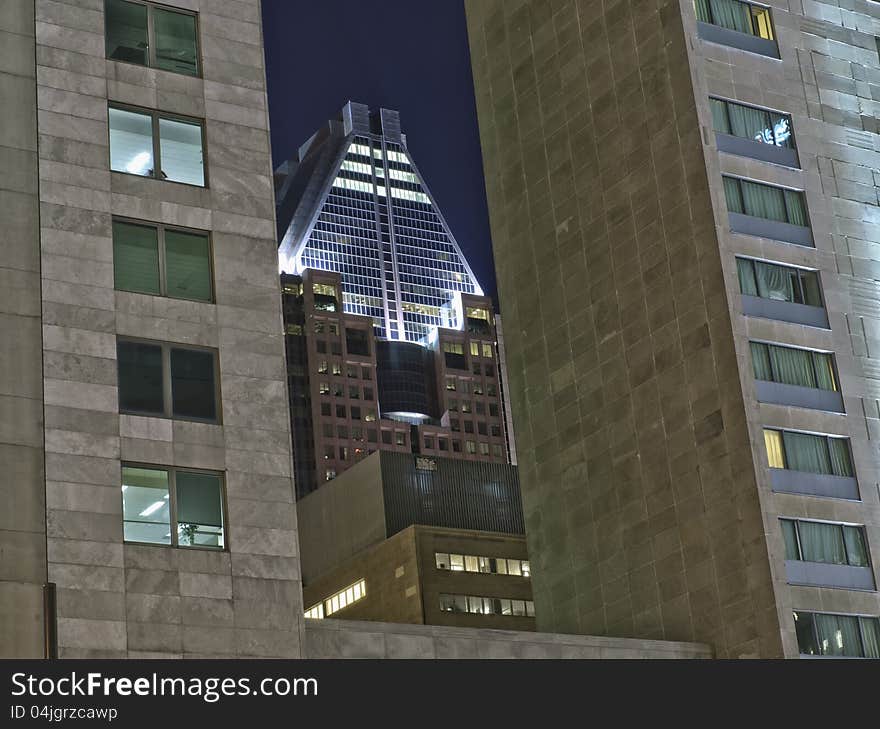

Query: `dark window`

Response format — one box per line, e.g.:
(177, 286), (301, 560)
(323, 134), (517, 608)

(793, 611), (880, 658)
(117, 340), (163, 414)
(105, 0), (200, 77)
(171, 348), (216, 421)
(750, 342), (837, 391)
(117, 339), (219, 422)
(723, 176), (807, 226)
(345, 328), (370, 357)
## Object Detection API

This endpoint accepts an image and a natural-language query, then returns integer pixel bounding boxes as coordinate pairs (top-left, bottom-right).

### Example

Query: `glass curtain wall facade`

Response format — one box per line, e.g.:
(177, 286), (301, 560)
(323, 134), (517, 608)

(277, 102), (483, 345)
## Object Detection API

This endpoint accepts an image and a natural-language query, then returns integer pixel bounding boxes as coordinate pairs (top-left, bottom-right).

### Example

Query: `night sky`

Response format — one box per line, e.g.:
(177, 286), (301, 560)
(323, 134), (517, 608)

(260, 0), (498, 305)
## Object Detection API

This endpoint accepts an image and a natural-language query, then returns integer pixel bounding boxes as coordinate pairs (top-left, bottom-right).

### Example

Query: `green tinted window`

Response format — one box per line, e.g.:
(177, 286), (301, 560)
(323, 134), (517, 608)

(154, 8), (199, 76)
(165, 229), (212, 301)
(105, 0), (148, 66)
(113, 221), (160, 295)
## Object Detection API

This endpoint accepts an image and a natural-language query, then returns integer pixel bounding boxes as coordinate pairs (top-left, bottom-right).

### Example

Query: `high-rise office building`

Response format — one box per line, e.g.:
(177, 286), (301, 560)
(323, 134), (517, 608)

(0, 0), (713, 662)
(276, 101), (484, 345)
(276, 105), (517, 495)
(466, 0), (880, 658)
(0, 0), (304, 658)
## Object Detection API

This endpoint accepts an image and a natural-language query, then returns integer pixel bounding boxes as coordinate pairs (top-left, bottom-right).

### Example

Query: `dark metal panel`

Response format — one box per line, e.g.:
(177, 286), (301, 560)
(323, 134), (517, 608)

(379, 452), (525, 536)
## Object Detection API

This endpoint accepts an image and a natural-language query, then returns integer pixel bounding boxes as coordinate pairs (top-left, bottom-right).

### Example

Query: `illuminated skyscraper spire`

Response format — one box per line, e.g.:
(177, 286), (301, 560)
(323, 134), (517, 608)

(276, 102), (483, 344)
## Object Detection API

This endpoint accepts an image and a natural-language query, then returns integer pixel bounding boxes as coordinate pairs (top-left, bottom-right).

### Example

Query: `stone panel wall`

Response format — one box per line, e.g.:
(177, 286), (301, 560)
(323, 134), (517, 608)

(34, 0), (303, 658)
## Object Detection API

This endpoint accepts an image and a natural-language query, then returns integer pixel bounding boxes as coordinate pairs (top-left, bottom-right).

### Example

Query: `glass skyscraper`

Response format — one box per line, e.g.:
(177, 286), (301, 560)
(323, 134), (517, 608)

(276, 102), (483, 344)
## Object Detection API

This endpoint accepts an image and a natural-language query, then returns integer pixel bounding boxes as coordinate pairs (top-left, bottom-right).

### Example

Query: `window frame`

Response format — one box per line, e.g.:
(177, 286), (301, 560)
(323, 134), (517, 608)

(104, 0), (202, 78)
(108, 102), (208, 187)
(781, 517), (871, 568)
(117, 336), (222, 424)
(723, 174), (809, 227)
(763, 427), (853, 476)
(696, 0), (775, 40)
(749, 340), (839, 391)
(112, 216), (215, 303)
(121, 462), (227, 551)
(793, 610), (880, 658)
(735, 256), (823, 307)
(710, 96), (795, 148)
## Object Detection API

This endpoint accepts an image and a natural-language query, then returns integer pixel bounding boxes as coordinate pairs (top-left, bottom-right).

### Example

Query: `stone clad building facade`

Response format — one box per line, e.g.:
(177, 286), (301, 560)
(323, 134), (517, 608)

(466, 0), (880, 657)
(0, 0), (716, 661)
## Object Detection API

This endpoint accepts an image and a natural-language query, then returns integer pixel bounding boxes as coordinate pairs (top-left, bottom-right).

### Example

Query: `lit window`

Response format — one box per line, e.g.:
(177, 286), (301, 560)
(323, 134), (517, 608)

(482, 343), (493, 358)
(694, 0), (774, 41)
(794, 611), (879, 658)
(109, 105), (205, 186)
(318, 579), (366, 617)
(470, 342), (480, 357)
(304, 603), (324, 620)
(105, 0), (199, 76)
(710, 98), (793, 148)
(122, 465), (224, 548)
(763, 428), (852, 476)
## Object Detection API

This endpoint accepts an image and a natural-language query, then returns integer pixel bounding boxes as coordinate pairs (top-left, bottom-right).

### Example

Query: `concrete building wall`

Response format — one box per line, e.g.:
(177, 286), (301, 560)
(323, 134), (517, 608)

(304, 618), (712, 658)
(682, 0), (880, 657)
(464, 0), (784, 657)
(302, 527), (423, 624)
(0, 0), (47, 659)
(33, 0), (303, 658)
(297, 451), (387, 583)
(417, 528), (534, 630)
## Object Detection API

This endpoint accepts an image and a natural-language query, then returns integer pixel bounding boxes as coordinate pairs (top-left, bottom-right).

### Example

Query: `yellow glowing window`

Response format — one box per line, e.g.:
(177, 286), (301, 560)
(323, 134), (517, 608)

(322, 579), (366, 617)
(482, 343), (493, 358)
(304, 603), (324, 620)
(764, 429), (785, 468)
(466, 306), (490, 321)
(751, 7), (774, 40)
(313, 283), (337, 298)
(470, 341), (480, 356)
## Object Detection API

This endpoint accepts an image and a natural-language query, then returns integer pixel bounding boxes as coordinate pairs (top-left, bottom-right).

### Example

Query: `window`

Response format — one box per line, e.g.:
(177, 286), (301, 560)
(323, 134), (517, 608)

(325, 469), (336, 482)
(381, 430), (392, 445)
(435, 552), (531, 576)
(793, 611), (880, 658)
(310, 579), (366, 618)
(395, 431), (406, 446)
(695, 0), (774, 40)
(781, 519), (869, 567)
(736, 258), (821, 307)
(320, 403), (331, 417)
(710, 98), (793, 148)
(117, 339), (219, 422)
(723, 176), (807, 226)
(109, 105), (205, 186)
(750, 342), (837, 391)
(439, 593), (535, 618)
(105, 0), (199, 76)
(319, 382), (330, 395)
(479, 442), (490, 455)
(482, 343), (493, 358)
(113, 220), (211, 302)
(763, 429), (853, 476)
(445, 377), (456, 391)
(466, 441), (477, 454)
(318, 361), (329, 374)
(122, 465), (224, 548)
(470, 341), (480, 357)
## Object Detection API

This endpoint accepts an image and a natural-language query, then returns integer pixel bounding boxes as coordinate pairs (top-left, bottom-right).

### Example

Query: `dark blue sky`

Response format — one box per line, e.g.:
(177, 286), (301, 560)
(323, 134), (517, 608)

(261, 0), (498, 304)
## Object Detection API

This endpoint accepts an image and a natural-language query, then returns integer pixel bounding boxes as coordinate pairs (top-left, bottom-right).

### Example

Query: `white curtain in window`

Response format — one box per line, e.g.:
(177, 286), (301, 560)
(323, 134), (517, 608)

(797, 521), (847, 565)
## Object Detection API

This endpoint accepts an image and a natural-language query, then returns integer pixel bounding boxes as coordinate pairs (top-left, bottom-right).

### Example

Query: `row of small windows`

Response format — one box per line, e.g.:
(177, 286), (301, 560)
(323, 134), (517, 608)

(439, 594), (535, 617)
(435, 553), (530, 577)
(320, 421), (401, 444)
(304, 579), (367, 620)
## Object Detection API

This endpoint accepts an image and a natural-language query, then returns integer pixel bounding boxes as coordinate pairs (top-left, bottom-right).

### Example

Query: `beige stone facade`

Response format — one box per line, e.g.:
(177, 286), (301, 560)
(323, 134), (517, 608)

(465, 0), (880, 658)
